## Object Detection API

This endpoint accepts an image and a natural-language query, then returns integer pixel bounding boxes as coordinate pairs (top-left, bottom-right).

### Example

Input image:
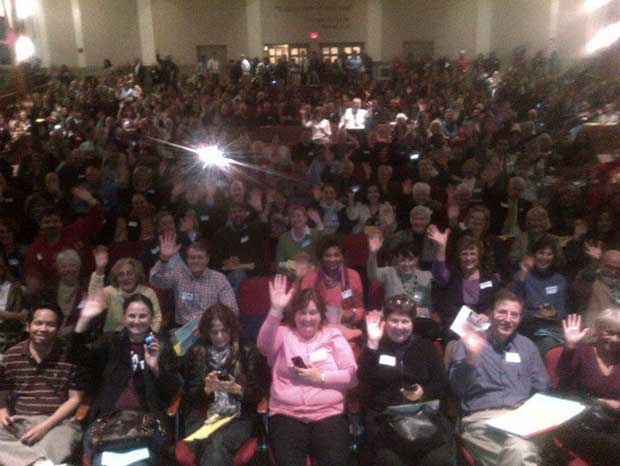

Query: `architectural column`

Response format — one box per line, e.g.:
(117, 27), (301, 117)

(246, 0), (263, 58)
(136, 0), (156, 65)
(366, 0), (382, 61)
(69, 0), (85, 67)
(30, 0), (51, 67)
(475, 0), (492, 55)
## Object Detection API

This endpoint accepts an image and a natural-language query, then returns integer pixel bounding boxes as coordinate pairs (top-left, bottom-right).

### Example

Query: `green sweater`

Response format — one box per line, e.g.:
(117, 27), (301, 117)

(275, 228), (323, 269)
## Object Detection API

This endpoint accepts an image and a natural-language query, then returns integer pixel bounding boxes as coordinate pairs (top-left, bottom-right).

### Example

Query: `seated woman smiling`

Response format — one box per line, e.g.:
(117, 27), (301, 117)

(358, 295), (453, 466)
(257, 275), (358, 466)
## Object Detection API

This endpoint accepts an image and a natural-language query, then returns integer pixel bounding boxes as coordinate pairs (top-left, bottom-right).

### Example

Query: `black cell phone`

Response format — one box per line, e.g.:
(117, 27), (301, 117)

(291, 356), (307, 369)
(216, 371), (230, 381)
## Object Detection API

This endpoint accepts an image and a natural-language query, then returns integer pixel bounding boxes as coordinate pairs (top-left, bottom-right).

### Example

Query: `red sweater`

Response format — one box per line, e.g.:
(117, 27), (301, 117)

(25, 204), (104, 282)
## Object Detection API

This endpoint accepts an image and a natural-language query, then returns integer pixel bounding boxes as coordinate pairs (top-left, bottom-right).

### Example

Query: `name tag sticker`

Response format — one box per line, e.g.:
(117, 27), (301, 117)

(545, 286), (558, 295)
(151, 246), (160, 254)
(128, 221), (138, 228)
(341, 289), (353, 299)
(379, 354), (396, 367)
(200, 215), (209, 221)
(309, 348), (329, 363)
(181, 292), (194, 302)
(500, 202), (509, 208)
(240, 236), (249, 244)
(301, 240), (311, 248)
(8, 259), (18, 266)
(505, 352), (521, 363)
(480, 281), (493, 289)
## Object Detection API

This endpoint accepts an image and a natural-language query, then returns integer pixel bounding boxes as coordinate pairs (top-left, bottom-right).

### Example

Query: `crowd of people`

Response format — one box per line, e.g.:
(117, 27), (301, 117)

(0, 42), (619, 466)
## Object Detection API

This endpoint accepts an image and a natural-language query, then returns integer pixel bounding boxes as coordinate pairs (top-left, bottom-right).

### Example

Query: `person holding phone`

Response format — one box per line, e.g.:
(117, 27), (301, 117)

(358, 295), (453, 465)
(71, 293), (181, 466)
(257, 275), (358, 466)
(180, 304), (270, 466)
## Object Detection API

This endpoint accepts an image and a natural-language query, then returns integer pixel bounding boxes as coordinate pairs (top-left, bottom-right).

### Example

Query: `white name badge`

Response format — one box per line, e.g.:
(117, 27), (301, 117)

(480, 281), (493, 290)
(341, 289), (353, 299)
(500, 202), (509, 208)
(8, 259), (18, 266)
(36, 253), (43, 261)
(181, 292), (194, 302)
(309, 348), (329, 363)
(200, 215), (210, 222)
(301, 240), (311, 248)
(379, 354), (396, 367)
(545, 286), (558, 295)
(240, 236), (249, 244)
(151, 246), (160, 254)
(128, 221), (138, 228)
(505, 352), (521, 363)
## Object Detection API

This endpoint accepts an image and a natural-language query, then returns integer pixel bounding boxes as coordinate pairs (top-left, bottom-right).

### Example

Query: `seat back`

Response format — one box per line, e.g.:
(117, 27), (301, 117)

(342, 234), (369, 269)
(239, 277), (272, 343)
(544, 346), (564, 389)
(368, 281), (385, 309)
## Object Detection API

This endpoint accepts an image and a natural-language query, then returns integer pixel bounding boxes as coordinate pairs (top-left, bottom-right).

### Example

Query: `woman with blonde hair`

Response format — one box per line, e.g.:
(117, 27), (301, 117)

(555, 310), (620, 465)
(88, 246), (162, 332)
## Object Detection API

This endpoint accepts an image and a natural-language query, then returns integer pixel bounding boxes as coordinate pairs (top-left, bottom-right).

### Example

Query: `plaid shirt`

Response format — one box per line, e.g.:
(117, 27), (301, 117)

(150, 254), (238, 325)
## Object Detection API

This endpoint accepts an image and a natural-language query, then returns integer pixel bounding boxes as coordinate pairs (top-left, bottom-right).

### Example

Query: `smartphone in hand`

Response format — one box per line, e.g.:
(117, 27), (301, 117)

(291, 356), (307, 369)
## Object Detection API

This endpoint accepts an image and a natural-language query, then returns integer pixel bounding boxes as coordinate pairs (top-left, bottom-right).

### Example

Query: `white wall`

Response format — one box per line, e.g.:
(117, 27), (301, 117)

(32, 0), (607, 68)
(150, 0), (247, 65)
(79, 0), (142, 67)
(40, 0), (78, 66)
(260, 0), (368, 46)
(381, 0), (480, 61)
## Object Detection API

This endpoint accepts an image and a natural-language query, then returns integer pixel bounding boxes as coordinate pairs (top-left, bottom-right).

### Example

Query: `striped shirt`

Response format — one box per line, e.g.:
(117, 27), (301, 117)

(149, 253), (238, 325)
(0, 340), (85, 415)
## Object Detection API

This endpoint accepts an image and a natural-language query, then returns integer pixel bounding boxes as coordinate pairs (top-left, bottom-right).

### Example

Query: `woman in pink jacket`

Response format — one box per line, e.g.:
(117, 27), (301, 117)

(257, 275), (358, 466)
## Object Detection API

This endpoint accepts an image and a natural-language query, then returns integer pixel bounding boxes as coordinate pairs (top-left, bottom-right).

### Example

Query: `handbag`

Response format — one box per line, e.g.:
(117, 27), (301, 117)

(580, 400), (620, 434)
(380, 400), (448, 452)
(90, 410), (165, 452)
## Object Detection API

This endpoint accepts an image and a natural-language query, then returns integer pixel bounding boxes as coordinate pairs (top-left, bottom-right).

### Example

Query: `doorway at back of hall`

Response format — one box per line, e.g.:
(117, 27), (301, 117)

(196, 45), (227, 72)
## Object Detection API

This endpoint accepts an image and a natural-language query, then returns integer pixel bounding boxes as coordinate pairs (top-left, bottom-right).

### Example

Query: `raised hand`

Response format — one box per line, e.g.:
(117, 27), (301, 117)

(365, 310), (384, 350)
(93, 245), (109, 273)
(520, 255), (534, 273)
(72, 186), (97, 206)
(306, 208), (322, 227)
(159, 232), (181, 262)
(562, 314), (589, 350)
(269, 275), (294, 316)
(368, 234), (384, 253)
(584, 240), (602, 261)
(248, 188), (263, 213)
(519, 255), (534, 281)
(447, 204), (460, 224)
(75, 292), (107, 333)
(462, 330), (487, 364)
(573, 219), (588, 239)
(427, 224), (450, 248)
(382, 206), (395, 227)
(311, 185), (322, 202)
